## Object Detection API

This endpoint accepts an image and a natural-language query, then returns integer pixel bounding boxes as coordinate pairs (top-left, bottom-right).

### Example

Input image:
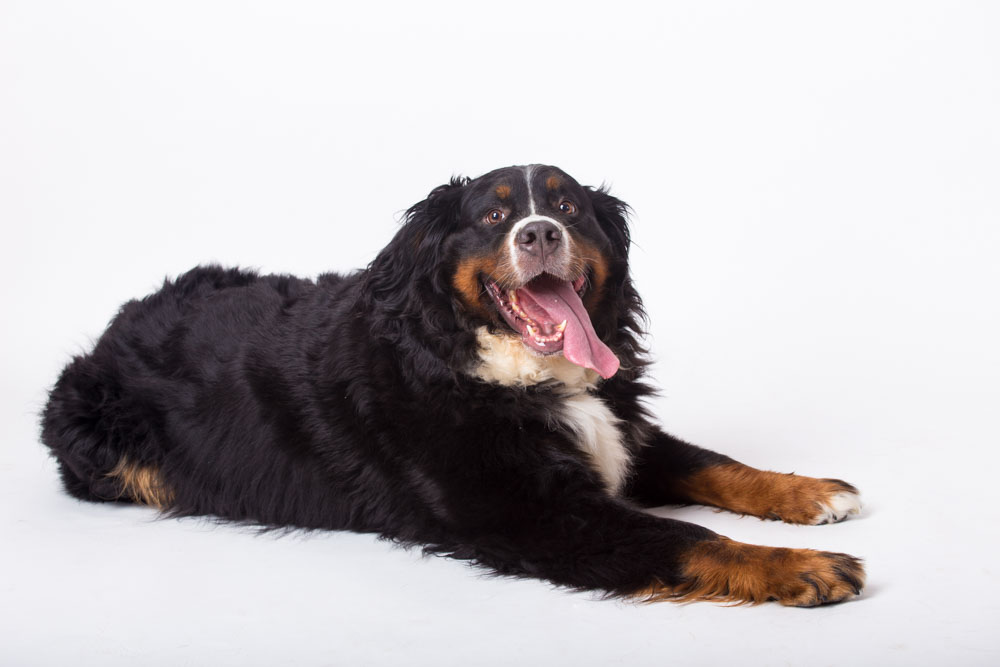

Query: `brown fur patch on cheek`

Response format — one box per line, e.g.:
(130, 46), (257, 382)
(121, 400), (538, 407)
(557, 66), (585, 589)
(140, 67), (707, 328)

(677, 463), (859, 525)
(632, 538), (865, 607)
(573, 239), (611, 310)
(452, 254), (500, 316)
(495, 185), (511, 199)
(109, 458), (174, 509)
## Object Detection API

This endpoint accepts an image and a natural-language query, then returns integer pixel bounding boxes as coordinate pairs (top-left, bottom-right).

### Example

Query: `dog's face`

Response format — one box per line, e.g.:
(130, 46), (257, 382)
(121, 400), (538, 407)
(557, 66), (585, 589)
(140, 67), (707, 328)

(367, 164), (638, 381)
(448, 165), (621, 378)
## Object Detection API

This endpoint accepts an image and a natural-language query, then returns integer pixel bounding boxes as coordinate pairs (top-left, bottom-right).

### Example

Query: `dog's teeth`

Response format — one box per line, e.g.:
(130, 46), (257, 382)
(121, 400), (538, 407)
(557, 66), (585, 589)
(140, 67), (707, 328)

(526, 322), (565, 346)
(510, 295), (534, 322)
(555, 320), (567, 333)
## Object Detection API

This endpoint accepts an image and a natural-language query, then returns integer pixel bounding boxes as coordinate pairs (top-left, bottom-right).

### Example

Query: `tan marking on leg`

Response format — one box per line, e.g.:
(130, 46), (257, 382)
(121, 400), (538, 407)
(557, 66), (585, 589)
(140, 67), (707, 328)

(678, 463), (861, 525)
(632, 538), (865, 607)
(108, 459), (174, 509)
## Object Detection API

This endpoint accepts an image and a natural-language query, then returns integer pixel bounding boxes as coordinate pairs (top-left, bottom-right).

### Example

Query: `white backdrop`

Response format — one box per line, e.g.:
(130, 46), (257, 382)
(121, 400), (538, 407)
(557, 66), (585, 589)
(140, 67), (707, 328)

(2, 2), (999, 665)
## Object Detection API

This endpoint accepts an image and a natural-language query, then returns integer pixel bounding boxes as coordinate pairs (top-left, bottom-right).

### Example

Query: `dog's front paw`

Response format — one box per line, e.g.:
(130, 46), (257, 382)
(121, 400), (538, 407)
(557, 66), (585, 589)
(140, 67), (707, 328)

(677, 464), (863, 525)
(635, 538), (866, 607)
(755, 474), (862, 525)
(775, 549), (866, 606)
(808, 479), (863, 525)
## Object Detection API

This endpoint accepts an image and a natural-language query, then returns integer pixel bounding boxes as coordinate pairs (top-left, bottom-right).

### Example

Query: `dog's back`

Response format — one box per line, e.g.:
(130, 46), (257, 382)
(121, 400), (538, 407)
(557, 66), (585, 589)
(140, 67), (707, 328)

(41, 265), (361, 528)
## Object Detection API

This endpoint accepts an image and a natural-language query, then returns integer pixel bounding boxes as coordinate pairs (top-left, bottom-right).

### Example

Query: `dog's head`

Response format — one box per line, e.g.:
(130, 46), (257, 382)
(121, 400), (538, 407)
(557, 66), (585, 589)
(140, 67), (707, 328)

(365, 165), (644, 381)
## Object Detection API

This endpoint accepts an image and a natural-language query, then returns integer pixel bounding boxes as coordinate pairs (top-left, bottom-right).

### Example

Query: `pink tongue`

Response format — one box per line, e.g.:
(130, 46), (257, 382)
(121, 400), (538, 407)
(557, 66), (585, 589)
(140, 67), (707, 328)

(517, 276), (620, 379)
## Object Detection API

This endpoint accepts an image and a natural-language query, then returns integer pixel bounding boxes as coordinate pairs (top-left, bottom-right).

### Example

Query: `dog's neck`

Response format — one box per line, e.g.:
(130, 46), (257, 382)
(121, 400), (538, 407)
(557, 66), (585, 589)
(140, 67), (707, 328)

(469, 326), (628, 494)
(470, 326), (600, 393)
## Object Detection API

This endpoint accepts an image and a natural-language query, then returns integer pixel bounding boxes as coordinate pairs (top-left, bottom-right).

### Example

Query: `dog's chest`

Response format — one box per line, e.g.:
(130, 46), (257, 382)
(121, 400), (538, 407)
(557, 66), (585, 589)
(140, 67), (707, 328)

(472, 328), (630, 494)
(554, 391), (629, 495)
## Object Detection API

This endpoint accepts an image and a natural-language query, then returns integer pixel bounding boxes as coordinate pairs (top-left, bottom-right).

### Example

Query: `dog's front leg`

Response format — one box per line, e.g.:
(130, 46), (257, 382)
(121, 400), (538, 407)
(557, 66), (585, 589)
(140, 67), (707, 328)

(459, 495), (864, 606)
(626, 430), (862, 525)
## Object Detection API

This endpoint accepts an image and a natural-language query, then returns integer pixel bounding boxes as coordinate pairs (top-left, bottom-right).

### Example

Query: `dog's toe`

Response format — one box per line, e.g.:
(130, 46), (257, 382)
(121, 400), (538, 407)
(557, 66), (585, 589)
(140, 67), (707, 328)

(811, 488), (863, 525)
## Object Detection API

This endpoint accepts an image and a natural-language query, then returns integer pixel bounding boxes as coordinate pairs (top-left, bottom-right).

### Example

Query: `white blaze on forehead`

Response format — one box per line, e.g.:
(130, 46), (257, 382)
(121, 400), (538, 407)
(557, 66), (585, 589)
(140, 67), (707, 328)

(523, 165), (537, 215)
(506, 166), (571, 280)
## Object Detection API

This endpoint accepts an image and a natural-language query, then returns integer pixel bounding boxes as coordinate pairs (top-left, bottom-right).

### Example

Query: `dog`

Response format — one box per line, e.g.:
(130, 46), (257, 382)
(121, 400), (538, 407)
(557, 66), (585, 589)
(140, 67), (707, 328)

(41, 164), (865, 606)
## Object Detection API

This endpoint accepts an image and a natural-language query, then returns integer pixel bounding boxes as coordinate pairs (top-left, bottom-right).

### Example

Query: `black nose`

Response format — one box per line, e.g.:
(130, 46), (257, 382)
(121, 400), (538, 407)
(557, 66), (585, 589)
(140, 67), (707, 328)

(516, 220), (562, 258)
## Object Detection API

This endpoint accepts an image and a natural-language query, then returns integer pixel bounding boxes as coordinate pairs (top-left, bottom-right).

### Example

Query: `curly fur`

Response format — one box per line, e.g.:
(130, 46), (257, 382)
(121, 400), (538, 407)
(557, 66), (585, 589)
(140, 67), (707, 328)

(40, 164), (865, 605)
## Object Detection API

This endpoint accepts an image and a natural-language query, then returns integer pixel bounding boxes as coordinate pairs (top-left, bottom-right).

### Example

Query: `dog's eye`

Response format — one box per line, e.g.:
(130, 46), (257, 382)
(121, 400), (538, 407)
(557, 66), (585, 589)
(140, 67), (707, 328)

(484, 209), (505, 225)
(558, 200), (577, 214)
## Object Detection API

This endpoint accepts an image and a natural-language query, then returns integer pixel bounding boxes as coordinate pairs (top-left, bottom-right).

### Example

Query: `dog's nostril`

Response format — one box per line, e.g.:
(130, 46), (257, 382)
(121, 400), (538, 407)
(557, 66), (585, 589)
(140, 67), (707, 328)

(516, 220), (562, 256)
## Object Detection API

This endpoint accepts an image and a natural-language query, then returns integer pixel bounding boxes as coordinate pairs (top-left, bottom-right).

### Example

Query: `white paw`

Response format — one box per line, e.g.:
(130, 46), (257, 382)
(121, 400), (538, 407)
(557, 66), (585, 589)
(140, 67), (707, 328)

(811, 491), (863, 525)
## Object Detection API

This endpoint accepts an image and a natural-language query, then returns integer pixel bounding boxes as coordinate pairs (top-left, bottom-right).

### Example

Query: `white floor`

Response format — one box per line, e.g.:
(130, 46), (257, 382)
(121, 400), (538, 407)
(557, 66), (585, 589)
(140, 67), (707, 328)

(3, 393), (999, 666)
(3, 2), (999, 665)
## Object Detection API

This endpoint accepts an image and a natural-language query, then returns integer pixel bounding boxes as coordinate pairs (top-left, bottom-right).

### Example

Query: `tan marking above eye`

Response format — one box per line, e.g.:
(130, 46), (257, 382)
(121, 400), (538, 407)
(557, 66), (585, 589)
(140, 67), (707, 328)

(546, 176), (561, 190)
(496, 185), (511, 199)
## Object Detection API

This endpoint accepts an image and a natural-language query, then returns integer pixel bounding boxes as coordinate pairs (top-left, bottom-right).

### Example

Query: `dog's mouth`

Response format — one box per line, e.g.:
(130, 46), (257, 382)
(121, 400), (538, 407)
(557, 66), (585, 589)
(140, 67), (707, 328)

(484, 274), (620, 379)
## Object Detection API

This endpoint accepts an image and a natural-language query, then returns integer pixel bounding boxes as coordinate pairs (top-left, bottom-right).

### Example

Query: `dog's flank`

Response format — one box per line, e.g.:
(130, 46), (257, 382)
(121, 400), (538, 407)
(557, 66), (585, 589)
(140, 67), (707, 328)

(40, 164), (864, 606)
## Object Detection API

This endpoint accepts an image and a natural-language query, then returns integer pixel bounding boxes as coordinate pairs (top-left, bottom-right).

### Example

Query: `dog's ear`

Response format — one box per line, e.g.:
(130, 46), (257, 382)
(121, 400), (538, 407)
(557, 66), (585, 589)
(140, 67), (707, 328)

(586, 186), (632, 257)
(402, 177), (467, 260)
(586, 185), (649, 378)
(365, 177), (467, 305)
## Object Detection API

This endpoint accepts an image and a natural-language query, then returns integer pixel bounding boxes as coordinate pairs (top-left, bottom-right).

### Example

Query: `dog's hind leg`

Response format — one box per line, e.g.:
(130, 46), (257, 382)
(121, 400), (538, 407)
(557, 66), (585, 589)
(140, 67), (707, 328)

(40, 354), (172, 509)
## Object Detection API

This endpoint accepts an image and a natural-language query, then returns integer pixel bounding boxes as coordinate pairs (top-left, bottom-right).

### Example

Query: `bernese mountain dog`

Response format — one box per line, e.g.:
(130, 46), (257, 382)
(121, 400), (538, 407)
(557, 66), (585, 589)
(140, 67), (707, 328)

(41, 164), (865, 606)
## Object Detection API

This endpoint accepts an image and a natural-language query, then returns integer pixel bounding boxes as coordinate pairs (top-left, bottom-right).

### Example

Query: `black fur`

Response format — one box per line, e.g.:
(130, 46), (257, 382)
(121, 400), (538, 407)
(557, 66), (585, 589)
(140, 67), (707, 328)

(40, 164), (860, 602)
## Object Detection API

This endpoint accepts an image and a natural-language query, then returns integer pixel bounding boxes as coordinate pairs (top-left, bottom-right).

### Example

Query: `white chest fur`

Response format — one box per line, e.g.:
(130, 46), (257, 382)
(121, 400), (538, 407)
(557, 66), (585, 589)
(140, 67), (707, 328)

(556, 392), (629, 495)
(471, 327), (630, 495)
